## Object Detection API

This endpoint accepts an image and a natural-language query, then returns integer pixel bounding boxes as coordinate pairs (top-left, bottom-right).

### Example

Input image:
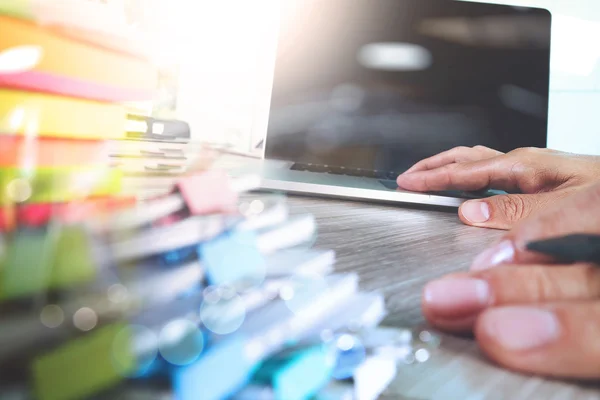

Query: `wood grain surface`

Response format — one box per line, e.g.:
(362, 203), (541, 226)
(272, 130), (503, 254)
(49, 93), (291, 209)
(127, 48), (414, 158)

(149, 153), (599, 399)
(285, 195), (600, 400)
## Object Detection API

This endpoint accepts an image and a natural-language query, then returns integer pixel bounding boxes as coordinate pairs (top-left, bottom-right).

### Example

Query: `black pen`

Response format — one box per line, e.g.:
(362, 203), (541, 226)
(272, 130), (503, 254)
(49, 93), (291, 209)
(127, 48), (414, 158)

(526, 234), (600, 265)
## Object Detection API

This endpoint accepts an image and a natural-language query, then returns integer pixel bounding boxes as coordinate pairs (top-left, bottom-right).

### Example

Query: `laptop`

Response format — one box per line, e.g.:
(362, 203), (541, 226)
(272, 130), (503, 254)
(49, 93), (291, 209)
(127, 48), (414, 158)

(245, 0), (551, 208)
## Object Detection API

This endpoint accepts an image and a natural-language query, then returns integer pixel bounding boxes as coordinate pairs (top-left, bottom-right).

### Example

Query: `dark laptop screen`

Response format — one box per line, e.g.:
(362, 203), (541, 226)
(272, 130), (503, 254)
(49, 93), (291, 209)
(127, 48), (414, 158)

(265, 0), (551, 174)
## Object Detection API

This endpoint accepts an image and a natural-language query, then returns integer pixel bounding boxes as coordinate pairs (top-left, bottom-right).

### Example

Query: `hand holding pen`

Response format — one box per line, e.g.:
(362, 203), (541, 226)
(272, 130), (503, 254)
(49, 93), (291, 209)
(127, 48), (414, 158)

(421, 181), (600, 380)
(468, 181), (600, 269)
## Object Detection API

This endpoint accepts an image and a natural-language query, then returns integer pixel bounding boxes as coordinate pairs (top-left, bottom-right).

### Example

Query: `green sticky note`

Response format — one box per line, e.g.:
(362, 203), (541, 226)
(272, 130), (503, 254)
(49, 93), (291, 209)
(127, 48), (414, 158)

(0, 226), (97, 301)
(33, 323), (136, 400)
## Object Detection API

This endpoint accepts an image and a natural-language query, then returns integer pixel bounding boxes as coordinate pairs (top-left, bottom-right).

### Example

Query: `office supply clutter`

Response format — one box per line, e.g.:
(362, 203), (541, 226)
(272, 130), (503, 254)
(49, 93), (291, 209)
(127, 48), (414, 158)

(0, 1), (442, 398)
(0, 169), (442, 400)
(0, 0), (158, 230)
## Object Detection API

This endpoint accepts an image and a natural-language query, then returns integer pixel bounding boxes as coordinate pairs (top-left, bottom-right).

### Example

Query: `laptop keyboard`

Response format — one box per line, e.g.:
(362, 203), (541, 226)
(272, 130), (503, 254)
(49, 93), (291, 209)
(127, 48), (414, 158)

(290, 162), (501, 199)
(291, 163), (401, 181)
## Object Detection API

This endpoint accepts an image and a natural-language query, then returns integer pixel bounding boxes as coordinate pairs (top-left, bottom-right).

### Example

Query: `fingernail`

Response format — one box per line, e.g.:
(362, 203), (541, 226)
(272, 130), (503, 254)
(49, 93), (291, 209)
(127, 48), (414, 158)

(482, 307), (560, 351)
(471, 240), (515, 271)
(461, 201), (490, 224)
(424, 278), (490, 318)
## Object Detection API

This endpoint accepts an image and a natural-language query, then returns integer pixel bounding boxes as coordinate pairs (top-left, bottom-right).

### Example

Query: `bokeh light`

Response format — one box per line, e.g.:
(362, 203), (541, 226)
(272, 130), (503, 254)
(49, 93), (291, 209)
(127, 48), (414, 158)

(40, 305), (65, 329)
(419, 330), (433, 343)
(73, 307), (98, 331)
(248, 199), (265, 215)
(332, 334), (366, 380)
(107, 284), (130, 304)
(417, 329), (441, 348)
(6, 178), (32, 203)
(280, 272), (328, 315)
(320, 329), (334, 343)
(415, 348), (431, 363)
(158, 319), (204, 366)
(403, 352), (416, 365)
(112, 324), (158, 377)
(200, 286), (246, 335)
(336, 334), (356, 352)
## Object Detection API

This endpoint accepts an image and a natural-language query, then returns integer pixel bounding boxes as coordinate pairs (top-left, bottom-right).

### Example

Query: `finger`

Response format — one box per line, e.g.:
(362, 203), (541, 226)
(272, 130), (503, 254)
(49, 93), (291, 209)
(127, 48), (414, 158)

(402, 146), (502, 174)
(397, 155), (519, 193)
(422, 264), (600, 332)
(420, 314), (478, 335)
(475, 301), (600, 379)
(470, 183), (600, 270)
(397, 148), (574, 193)
(458, 191), (571, 230)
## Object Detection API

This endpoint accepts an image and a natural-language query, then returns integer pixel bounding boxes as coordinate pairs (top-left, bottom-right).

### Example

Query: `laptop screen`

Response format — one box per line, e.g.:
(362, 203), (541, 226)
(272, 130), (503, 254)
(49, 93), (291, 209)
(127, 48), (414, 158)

(264, 0), (551, 175)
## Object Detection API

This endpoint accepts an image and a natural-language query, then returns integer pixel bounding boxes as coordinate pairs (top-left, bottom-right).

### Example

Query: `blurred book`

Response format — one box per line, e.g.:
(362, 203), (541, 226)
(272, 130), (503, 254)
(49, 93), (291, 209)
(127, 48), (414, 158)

(0, 15), (157, 102)
(0, 196), (136, 232)
(0, 0), (152, 59)
(0, 89), (127, 139)
(0, 166), (122, 205)
(0, 136), (110, 168)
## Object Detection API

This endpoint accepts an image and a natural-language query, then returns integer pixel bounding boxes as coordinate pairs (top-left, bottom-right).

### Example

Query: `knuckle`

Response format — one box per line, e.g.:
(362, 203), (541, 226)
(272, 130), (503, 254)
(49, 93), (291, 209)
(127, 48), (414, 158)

(510, 147), (538, 157)
(509, 147), (527, 156)
(533, 269), (564, 301)
(478, 268), (551, 303)
(508, 160), (540, 192)
(523, 146), (541, 154)
(473, 145), (489, 151)
(439, 164), (455, 187)
(453, 146), (470, 154)
(496, 195), (529, 221)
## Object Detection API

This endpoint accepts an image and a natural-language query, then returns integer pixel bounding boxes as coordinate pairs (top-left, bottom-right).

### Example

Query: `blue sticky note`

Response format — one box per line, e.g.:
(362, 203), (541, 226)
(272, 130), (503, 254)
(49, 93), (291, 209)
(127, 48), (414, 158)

(174, 337), (256, 400)
(199, 229), (266, 286)
(253, 346), (334, 400)
(331, 344), (366, 380)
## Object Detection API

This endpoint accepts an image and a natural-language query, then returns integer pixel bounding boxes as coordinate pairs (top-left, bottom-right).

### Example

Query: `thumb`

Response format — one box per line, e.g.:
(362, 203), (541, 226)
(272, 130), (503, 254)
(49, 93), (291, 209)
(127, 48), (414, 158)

(458, 193), (553, 230)
(469, 183), (600, 270)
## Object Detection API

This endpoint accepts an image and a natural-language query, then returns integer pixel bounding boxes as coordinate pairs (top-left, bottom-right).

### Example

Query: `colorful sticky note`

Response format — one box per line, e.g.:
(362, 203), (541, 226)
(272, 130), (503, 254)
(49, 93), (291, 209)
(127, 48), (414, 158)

(33, 323), (135, 400)
(199, 229), (266, 287)
(177, 170), (238, 216)
(0, 226), (97, 301)
(174, 337), (255, 400)
(252, 345), (334, 400)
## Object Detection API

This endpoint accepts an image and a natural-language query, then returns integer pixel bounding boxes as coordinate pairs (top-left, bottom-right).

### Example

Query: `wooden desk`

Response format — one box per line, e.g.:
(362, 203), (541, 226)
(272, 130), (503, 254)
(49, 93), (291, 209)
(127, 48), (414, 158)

(134, 152), (598, 398)
(285, 196), (600, 400)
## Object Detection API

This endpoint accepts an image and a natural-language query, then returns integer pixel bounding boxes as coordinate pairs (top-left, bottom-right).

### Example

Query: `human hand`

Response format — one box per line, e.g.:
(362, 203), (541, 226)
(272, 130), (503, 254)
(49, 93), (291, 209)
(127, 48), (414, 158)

(397, 146), (600, 230)
(421, 183), (600, 379)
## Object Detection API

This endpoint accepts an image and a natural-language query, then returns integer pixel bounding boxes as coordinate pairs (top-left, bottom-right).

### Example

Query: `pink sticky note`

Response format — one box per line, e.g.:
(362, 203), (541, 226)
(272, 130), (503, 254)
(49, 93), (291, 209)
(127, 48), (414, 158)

(177, 170), (238, 215)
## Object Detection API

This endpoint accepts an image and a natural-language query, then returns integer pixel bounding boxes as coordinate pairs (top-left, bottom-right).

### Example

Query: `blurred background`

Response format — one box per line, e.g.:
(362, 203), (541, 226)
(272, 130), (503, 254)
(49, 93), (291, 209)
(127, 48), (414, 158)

(121, 0), (600, 155)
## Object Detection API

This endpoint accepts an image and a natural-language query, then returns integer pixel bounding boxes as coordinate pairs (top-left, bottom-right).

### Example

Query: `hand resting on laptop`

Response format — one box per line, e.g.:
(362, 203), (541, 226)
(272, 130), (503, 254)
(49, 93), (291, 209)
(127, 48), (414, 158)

(397, 146), (600, 230)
